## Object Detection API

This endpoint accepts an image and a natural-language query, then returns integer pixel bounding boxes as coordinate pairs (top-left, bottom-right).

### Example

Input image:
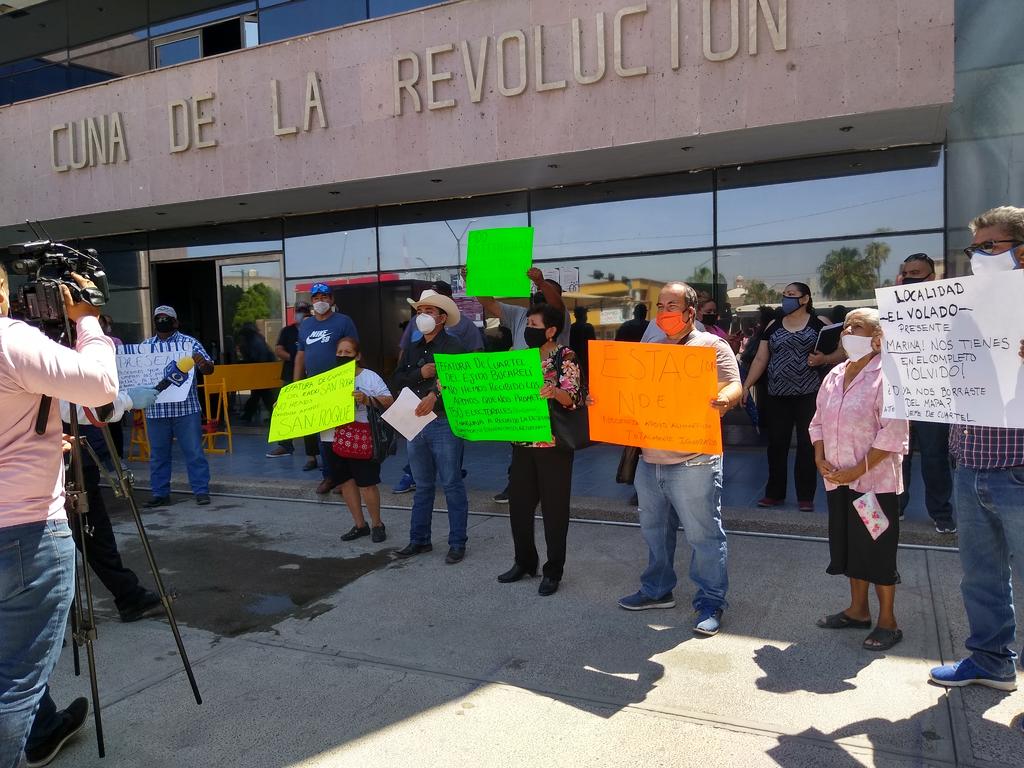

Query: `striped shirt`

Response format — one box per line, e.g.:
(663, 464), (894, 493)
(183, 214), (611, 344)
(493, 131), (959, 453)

(141, 332), (212, 419)
(949, 425), (1024, 470)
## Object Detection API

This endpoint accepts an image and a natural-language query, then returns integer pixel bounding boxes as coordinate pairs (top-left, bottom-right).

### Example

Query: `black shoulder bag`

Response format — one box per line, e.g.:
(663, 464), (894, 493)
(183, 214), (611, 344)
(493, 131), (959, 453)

(548, 347), (592, 451)
(366, 396), (398, 462)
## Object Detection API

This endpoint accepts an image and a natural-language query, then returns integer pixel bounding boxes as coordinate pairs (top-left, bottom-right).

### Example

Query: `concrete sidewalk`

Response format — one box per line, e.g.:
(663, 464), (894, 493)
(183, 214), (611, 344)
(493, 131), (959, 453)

(47, 492), (1021, 768)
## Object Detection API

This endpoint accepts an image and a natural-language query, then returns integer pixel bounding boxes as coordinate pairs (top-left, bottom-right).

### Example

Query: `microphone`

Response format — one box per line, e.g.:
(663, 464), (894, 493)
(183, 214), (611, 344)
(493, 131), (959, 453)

(154, 357), (196, 392)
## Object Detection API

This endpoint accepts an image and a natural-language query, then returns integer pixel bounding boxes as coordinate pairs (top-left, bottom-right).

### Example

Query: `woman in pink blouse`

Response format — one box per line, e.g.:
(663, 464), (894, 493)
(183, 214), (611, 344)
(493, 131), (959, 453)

(498, 304), (582, 597)
(808, 308), (909, 651)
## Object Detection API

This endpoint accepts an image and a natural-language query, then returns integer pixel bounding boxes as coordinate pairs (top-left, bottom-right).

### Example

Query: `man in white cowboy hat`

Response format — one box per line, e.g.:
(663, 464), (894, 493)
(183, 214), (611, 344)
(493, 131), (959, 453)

(391, 290), (470, 564)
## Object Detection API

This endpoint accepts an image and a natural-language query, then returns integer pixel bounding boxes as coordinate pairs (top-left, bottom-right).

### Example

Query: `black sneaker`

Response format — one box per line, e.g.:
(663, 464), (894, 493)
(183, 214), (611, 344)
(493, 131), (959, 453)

(371, 525), (387, 543)
(143, 496), (170, 508)
(935, 523), (958, 535)
(395, 542), (432, 558)
(492, 487), (510, 504)
(25, 697), (89, 768)
(195, 493), (211, 506)
(340, 525), (370, 542)
(118, 591), (163, 623)
(445, 547), (465, 564)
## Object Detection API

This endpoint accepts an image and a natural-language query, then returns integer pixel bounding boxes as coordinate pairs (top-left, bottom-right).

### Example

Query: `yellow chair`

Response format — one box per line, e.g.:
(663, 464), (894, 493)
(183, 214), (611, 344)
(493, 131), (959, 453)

(127, 410), (150, 461)
(200, 363), (283, 455)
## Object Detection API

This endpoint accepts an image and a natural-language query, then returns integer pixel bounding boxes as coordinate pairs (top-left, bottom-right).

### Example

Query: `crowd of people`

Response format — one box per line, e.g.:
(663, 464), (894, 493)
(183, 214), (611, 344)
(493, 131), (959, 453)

(2, 205), (1024, 767)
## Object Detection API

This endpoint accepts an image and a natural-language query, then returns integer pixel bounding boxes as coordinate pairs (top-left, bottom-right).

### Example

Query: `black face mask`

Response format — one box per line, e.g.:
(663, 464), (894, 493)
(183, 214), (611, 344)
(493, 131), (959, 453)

(154, 317), (174, 333)
(523, 327), (549, 349)
(336, 355), (356, 367)
(701, 313), (719, 327)
(900, 275), (931, 285)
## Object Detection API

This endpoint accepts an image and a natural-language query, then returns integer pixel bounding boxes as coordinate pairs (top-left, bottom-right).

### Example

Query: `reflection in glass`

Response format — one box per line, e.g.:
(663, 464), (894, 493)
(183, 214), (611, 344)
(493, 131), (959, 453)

(154, 36), (201, 67)
(284, 228), (376, 277)
(531, 174), (713, 260)
(718, 147), (944, 245)
(379, 194), (528, 271)
(718, 233), (945, 331)
(220, 260), (284, 364)
(258, 0), (367, 43)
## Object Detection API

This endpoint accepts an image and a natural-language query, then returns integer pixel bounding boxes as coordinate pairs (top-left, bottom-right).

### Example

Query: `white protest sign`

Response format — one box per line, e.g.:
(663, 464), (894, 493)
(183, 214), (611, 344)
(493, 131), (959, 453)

(381, 387), (436, 441)
(116, 342), (195, 404)
(877, 270), (1024, 428)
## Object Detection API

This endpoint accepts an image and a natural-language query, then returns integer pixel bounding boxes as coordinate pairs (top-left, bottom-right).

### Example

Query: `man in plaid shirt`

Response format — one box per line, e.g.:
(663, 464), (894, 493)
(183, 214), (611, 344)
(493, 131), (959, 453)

(142, 305), (215, 508)
(929, 206), (1024, 695)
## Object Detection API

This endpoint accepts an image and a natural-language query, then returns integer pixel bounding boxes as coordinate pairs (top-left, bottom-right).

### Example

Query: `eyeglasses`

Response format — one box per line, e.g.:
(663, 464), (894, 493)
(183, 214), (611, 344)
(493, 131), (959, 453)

(963, 240), (1022, 257)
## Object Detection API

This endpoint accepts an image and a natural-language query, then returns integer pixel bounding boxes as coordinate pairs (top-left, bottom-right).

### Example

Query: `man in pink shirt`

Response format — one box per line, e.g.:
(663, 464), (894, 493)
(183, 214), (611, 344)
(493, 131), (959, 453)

(0, 265), (119, 768)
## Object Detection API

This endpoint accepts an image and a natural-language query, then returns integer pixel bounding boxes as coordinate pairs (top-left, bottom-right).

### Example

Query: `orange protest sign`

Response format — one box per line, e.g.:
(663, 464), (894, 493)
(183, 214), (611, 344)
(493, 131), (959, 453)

(587, 340), (722, 454)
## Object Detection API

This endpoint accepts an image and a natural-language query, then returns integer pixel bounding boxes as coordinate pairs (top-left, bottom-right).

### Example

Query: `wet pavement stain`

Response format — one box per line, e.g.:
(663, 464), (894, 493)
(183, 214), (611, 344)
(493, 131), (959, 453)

(116, 534), (394, 637)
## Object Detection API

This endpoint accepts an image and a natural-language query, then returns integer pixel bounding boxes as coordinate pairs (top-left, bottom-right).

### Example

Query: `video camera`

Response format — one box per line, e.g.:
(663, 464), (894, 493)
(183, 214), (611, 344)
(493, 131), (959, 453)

(4, 240), (109, 323)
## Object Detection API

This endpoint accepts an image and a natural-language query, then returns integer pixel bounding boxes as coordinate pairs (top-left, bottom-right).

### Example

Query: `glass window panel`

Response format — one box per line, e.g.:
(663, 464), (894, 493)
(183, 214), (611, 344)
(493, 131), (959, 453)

(10, 63), (68, 102)
(717, 233), (946, 325)
(155, 36), (202, 68)
(531, 174), (713, 260)
(149, 221), (284, 261)
(284, 213), (377, 278)
(258, 0), (367, 44)
(718, 147), (944, 245)
(369, 0), (438, 16)
(244, 17), (260, 47)
(69, 37), (149, 81)
(68, 3), (147, 48)
(557, 252), (714, 340)
(378, 193), (529, 271)
(0, 0), (67, 66)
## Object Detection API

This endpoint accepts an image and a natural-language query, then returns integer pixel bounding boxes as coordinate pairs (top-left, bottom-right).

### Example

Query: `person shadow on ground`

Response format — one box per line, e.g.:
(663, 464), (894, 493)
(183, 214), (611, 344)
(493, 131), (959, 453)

(752, 639), (876, 695)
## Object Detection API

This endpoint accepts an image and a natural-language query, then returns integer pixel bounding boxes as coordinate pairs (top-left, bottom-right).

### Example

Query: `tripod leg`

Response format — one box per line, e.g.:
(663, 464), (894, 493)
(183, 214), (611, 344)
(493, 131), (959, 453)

(98, 423), (203, 706)
(69, 595), (81, 676)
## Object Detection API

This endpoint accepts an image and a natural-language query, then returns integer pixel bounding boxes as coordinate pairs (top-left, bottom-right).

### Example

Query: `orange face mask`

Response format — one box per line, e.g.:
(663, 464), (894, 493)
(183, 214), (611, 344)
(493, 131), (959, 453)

(655, 311), (688, 336)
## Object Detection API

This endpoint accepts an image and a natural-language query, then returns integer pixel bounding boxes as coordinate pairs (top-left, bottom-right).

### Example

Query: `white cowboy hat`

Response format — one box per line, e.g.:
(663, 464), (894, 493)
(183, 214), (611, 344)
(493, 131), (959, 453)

(407, 289), (461, 327)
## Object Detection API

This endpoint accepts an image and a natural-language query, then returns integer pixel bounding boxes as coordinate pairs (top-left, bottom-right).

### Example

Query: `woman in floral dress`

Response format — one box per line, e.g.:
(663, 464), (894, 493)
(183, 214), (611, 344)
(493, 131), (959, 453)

(498, 304), (582, 596)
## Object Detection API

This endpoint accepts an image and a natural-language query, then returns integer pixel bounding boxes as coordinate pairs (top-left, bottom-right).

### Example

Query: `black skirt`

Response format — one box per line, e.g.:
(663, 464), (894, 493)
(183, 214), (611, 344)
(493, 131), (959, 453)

(825, 487), (900, 586)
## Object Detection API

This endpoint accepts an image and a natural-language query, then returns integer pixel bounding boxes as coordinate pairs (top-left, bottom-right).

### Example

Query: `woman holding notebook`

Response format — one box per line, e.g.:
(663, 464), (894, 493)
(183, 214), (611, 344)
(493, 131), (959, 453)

(808, 308), (910, 651)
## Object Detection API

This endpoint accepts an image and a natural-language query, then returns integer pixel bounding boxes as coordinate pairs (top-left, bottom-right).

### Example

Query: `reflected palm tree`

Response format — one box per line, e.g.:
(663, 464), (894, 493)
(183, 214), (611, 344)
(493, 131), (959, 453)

(818, 247), (876, 299)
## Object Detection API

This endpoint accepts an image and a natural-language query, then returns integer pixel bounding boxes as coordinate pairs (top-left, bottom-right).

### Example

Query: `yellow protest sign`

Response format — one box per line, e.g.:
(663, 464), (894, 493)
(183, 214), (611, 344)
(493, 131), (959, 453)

(587, 340), (722, 454)
(267, 362), (356, 443)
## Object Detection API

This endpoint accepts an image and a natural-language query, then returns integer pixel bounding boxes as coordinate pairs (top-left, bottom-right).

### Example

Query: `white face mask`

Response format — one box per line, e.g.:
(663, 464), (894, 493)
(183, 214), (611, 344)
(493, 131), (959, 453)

(970, 249), (1018, 274)
(415, 313), (437, 334)
(312, 301), (330, 315)
(841, 333), (875, 362)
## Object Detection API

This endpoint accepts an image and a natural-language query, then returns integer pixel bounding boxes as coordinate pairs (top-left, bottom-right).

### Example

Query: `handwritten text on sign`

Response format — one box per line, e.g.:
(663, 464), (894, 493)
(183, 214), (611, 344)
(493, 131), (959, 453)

(268, 362), (356, 442)
(434, 350), (553, 442)
(587, 341), (722, 453)
(877, 271), (1024, 428)
(117, 342), (194, 405)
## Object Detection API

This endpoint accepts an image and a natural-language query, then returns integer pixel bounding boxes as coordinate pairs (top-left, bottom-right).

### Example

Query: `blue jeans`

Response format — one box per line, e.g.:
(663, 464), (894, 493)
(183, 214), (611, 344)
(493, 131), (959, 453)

(0, 521), (76, 768)
(635, 457), (728, 610)
(899, 421), (954, 525)
(955, 465), (1024, 679)
(407, 418), (469, 550)
(147, 412), (210, 497)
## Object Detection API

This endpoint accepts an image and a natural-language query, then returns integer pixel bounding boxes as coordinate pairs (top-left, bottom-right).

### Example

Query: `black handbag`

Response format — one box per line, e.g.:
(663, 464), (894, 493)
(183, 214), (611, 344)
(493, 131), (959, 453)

(367, 396), (398, 463)
(548, 347), (592, 451)
(615, 446), (640, 484)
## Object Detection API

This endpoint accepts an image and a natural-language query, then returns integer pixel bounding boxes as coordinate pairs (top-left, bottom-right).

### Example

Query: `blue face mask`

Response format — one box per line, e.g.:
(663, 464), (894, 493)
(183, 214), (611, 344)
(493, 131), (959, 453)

(781, 296), (803, 315)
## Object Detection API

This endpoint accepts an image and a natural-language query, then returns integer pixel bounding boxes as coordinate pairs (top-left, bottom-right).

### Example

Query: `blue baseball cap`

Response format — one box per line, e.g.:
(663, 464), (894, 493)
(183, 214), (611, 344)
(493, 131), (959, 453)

(310, 282), (331, 296)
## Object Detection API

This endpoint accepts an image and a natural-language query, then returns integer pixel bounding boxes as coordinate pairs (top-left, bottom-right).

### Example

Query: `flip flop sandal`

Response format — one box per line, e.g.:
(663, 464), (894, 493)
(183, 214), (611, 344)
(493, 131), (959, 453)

(863, 627), (903, 651)
(816, 612), (872, 630)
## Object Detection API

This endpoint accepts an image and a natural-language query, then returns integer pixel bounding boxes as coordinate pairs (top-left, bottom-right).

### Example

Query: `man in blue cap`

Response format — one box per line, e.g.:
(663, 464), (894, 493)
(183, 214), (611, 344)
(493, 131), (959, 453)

(293, 282), (359, 492)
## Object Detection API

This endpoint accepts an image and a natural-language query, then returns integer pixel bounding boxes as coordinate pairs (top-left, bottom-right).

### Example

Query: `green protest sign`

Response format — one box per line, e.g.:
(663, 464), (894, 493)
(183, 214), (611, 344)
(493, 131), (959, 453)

(267, 362), (355, 442)
(465, 227), (534, 298)
(435, 350), (553, 442)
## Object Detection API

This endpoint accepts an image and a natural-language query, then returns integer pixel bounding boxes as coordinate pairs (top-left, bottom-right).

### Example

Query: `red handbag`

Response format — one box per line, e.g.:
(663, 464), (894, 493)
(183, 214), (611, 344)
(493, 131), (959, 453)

(332, 421), (373, 460)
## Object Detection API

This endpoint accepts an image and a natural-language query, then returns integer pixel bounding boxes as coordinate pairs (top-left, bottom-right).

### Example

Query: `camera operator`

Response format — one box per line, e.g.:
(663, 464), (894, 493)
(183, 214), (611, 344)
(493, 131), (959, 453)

(0, 267), (119, 768)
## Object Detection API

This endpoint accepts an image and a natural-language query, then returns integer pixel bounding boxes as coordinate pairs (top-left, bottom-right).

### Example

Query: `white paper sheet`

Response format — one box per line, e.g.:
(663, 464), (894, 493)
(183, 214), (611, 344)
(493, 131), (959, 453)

(381, 387), (437, 441)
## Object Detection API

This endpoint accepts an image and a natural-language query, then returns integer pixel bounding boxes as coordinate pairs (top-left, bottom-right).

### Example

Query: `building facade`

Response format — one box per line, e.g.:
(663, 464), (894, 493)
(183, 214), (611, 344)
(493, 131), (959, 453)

(0, 0), (1015, 380)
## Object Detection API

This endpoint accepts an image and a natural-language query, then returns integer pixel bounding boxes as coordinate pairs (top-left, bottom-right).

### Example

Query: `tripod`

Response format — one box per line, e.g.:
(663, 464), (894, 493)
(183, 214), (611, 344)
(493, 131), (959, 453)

(43, 309), (201, 758)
